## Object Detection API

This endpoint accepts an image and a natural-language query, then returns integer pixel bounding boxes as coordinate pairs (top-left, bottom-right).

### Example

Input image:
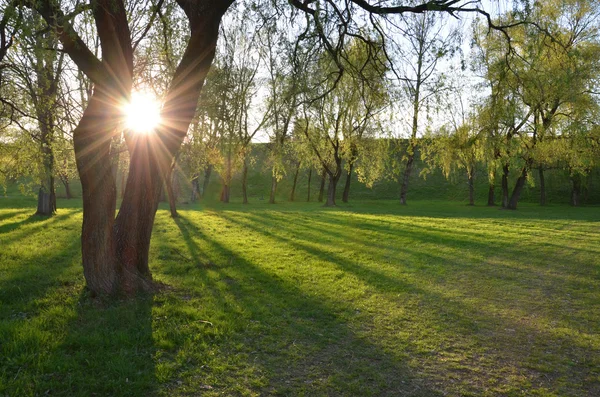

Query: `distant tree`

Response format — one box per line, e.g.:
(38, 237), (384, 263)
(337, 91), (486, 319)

(394, 12), (459, 205)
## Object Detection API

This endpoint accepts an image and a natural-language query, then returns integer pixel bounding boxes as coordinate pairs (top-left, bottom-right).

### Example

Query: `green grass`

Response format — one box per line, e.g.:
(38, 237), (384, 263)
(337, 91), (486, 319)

(1, 197), (599, 396)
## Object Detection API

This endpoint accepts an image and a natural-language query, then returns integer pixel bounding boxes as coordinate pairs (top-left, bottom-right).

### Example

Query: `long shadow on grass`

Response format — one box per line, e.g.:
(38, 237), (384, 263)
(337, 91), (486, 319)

(218, 210), (600, 395)
(0, 209), (157, 397)
(172, 213), (441, 396)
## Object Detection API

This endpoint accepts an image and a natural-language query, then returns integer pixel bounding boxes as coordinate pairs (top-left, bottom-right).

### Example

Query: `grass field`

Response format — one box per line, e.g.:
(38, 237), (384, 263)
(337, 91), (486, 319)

(1, 197), (599, 396)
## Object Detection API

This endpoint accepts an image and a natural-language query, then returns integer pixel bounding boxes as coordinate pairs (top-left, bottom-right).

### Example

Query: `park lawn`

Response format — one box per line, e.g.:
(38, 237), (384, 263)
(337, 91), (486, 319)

(0, 198), (599, 396)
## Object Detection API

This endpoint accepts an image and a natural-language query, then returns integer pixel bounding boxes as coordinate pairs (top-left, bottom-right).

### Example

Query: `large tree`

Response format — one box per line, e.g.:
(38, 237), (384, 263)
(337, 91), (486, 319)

(6, 0), (518, 296)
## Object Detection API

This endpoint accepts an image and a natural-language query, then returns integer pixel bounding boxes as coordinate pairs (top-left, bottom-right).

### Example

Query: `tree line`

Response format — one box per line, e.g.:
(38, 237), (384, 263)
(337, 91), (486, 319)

(0, 0), (598, 296)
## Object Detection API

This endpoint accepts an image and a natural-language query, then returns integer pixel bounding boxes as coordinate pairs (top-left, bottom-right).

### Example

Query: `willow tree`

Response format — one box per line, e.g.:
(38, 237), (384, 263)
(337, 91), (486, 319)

(9, 0), (517, 296)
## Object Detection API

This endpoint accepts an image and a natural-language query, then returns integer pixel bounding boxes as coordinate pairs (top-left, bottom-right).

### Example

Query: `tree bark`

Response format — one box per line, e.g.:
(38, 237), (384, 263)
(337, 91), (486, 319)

(242, 157), (249, 204)
(342, 162), (354, 203)
(290, 161), (300, 201)
(318, 167), (326, 203)
(501, 163), (509, 208)
(306, 169), (312, 202)
(538, 166), (546, 206)
(269, 175), (277, 204)
(507, 167), (527, 210)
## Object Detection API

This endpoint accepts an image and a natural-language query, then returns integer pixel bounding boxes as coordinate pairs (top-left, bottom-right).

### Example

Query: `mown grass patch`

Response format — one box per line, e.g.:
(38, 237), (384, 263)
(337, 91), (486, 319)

(1, 199), (599, 396)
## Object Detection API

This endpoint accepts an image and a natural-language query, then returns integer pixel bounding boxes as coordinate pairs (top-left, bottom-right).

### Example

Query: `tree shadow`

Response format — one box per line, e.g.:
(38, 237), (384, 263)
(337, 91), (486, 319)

(0, 208), (157, 397)
(171, 213), (442, 396)
(215, 209), (600, 395)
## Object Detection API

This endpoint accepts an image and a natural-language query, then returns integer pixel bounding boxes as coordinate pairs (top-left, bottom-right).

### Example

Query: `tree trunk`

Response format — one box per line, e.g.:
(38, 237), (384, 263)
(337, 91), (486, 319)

(242, 157), (249, 204)
(501, 163), (509, 208)
(571, 174), (581, 206)
(201, 164), (212, 199)
(342, 162), (354, 203)
(399, 154), (414, 206)
(166, 164), (178, 218)
(191, 177), (199, 202)
(468, 172), (475, 206)
(290, 162), (300, 201)
(487, 183), (495, 206)
(507, 167), (527, 210)
(306, 169), (312, 202)
(325, 171), (341, 207)
(61, 177), (72, 199)
(539, 166), (546, 206)
(318, 167), (326, 203)
(68, 3), (226, 297)
(269, 174), (277, 204)
(220, 184), (230, 203)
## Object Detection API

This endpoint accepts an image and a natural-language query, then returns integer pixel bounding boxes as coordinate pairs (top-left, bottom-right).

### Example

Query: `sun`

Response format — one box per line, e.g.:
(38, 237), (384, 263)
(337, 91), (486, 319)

(124, 92), (162, 133)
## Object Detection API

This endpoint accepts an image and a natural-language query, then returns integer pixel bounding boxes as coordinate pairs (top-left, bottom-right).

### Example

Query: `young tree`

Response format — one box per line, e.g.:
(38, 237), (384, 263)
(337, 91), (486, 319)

(394, 12), (459, 205)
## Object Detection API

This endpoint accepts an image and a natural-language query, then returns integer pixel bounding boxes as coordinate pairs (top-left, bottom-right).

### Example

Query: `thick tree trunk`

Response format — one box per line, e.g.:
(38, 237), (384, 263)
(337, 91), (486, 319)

(468, 172), (475, 206)
(290, 162), (300, 201)
(306, 169), (312, 202)
(538, 166), (546, 206)
(269, 175), (277, 204)
(501, 164), (509, 208)
(342, 162), (354, 203)
(399, 155), (414, 206)
(318, 167), (326, 203)
(487, 183), (495, 206)
(201, 164), (212, 199)
(242, 157), (249, 204)
(70, 3), (226, 297)
(507, 167), (527, 210)
(571, 174), (582, 206)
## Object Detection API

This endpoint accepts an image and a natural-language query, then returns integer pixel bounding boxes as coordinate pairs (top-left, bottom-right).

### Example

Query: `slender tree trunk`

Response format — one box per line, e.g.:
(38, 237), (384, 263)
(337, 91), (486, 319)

(342, 162), (354, 203)
(306, 169), (312, 202)
(501, 164), (509, 208)
(166, 163), (178, 218)
(290, 162), (300, 201)
(318, 167), (326, 203)
(269, 175), (277, 204)
(242, 157), (249, 204)
(487, 183), (495, 206)
(36, 149), (56, 215)
(468, 172), (475, 206)
(571, 174), (581, 206)
(399, 156), (414, 206)
(507, 167), (527, 210)
(61, 177), (72, 199)
(191, 177), (199, 202)
(201, 164), (212, 199)
(538, 166), (546, 206)
(325, 159), (342, 207)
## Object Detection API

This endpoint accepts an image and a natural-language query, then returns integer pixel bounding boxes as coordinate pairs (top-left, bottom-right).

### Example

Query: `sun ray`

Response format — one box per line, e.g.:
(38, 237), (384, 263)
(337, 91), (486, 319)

(124, 92), (162, 134)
